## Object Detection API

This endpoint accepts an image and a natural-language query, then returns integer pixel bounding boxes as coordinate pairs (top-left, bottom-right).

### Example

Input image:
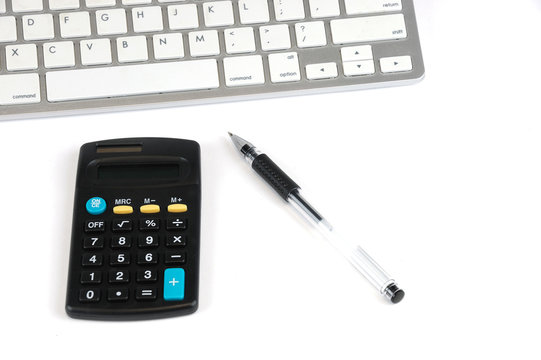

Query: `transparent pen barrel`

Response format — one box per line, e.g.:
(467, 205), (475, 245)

(287, 191), (402, 302)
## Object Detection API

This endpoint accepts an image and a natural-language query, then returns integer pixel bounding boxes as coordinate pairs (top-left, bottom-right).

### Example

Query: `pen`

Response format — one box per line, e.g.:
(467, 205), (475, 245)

(228, 132), (405, 304)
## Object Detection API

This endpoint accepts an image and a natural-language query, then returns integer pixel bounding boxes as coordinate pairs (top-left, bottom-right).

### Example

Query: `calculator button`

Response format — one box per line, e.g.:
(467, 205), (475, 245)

(83, 236), (104, 249)
(163, 268), (185, 301)
(112, 219), (133, 232)
(81, 271), (102, 284)
(108, 288), (129, 302)
(140, 204), (160, 214)
(82, 253), (103, 266)
(79, 289), (100, 302)
(84, 220), (106, 233)
(168, 204), (188, 213)
(137, 251), (158, 265)
(111, 235), (132, 249)
(167, 217), (187, 230)
(140, 218), (160, 231)
(137, 269), (158, 283)
(109, 269), (130, 283)
(86, 197), (106, 215)
(138, 234), (159, 248)
(166, 234), (186, 247)
(110, 252), (130, 266)
(165, 251), (186, 265)
(113, 205), (133, 215)
(136, 288), (157, 300)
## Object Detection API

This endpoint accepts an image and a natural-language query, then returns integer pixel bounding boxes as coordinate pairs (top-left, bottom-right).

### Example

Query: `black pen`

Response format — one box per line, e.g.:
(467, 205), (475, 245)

(228, 132), (405, 304)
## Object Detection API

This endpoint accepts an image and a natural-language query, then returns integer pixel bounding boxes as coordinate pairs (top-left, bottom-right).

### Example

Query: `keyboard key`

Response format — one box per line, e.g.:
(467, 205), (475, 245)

(48, 0), (80, 10)
(5, 44), (38, 71)
(81, 271), (102, 284)
(166, 234), (187, 247)
(122, 0), (151, 5)
(268, 52), (301, 83)
(306, 62), (338, 80)
(260, 24), (291, 51)
(153, 33), (185, 60)
(238, 0), (269, 24)
(345, 0), (403, 15)
(96, 9), (128, 35)
(12, 0), (43, 12)
(224, 27), (256, 54)
(167, 204), (188, 213)
(295, 21), (327, 48)
(86, 0), (116, 8)
(223, 55), (265, 87)
(109, 270), (129, 283)
(167, 4), (199, 30)
(83, 236), (104, 249)
(343, 60), (375, 76)
(140, 204), (160, 214)
(108, 288), (129, 301)
(380, 55), (412, 73)
(22, 14), (55, 41)
(80, 38), (112, 65)
(189, 30), (220, 57)
(43, 41), (76, 68)
(163, 268), (185, 301)
(309, 0), (340, 18)
(0, 74), (40, 105)
(165, 251), (186, 264)
(79, 289), (100, 302)
(59, 11), (91, 38)
(136, 269), (157, 283)
(136, 288), (157, 300)
(82, 253), (103, 266)
(0, 0), (5, 13)
(203, 1), (234, 27)
(116, 36), (148, 63)
(274, 0), (305, 22)
(167, 218), (187, 230)
(0, 16), (17, 43)
(341, 45), (373, 62)
(330, 14), (407, 44)
(132, 6), (163, 33)
(84, 220), (106, 232)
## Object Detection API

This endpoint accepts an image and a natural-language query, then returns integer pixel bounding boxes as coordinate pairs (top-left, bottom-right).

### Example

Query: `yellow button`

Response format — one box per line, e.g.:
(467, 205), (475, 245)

(140, 204), (161, 214)
(168, 204), (188, 213)
(113, 205), (133, 215)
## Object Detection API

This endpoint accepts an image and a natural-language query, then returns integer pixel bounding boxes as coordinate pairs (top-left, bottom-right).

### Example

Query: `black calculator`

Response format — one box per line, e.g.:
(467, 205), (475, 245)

(65, 138), (201, 320)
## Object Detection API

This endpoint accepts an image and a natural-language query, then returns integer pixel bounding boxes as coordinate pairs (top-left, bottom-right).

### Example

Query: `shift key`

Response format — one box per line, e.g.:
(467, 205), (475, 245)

(0, 74), (41, 105)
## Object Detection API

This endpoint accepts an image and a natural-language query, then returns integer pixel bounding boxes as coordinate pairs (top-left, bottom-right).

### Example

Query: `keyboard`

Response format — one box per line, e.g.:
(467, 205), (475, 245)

(0, 0), (424, 119)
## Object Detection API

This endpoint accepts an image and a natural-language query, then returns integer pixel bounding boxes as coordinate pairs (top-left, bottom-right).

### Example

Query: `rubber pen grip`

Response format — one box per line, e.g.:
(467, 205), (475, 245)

(252, 154), (300, 200)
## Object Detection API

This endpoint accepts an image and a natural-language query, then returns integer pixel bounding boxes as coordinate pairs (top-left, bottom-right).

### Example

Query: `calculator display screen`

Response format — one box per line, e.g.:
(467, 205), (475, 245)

(98, 164), (180, 180)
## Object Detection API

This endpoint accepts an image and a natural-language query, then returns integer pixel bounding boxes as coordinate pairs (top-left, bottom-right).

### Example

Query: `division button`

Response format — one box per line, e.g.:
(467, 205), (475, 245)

(167, 204), (188, 213)
(113, 205), (133, 215)
(167, 218), (187, 230)
(163, 268), (185, 301)
(86, 197), (106, 215)
(140, 204), (161, 214)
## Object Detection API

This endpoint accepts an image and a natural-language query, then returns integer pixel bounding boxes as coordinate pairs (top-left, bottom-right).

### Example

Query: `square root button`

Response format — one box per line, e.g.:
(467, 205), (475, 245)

(163, 268), (185, 301)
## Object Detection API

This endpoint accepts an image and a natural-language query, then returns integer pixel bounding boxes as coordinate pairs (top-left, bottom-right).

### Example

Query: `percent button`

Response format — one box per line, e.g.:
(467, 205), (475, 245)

(140, 218), (160, 231)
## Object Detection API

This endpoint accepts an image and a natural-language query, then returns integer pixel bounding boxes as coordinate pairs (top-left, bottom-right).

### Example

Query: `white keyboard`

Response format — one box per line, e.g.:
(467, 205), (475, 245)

(0, 0), (424, 119)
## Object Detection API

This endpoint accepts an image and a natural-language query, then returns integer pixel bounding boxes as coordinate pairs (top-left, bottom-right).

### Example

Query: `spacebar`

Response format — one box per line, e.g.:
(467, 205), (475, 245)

(46, 60), (220, 102)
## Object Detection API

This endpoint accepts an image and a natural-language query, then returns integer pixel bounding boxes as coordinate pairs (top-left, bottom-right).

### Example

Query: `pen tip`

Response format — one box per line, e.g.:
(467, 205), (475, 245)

(227, 132), (233, 137)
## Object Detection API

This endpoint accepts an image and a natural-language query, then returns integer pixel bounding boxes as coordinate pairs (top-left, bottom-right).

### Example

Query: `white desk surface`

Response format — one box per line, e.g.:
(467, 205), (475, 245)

(1, 1), (540, 359)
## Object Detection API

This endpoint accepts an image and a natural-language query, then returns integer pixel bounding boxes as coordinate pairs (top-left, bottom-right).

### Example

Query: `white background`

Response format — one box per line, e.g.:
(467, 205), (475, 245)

(1, 1), (540, 359)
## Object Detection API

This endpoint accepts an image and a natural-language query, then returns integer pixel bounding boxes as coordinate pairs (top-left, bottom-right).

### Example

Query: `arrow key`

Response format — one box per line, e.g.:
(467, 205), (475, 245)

(306, 62), (338, 80)
(380, 55), (413, 73)
(343, 60), (375, 77)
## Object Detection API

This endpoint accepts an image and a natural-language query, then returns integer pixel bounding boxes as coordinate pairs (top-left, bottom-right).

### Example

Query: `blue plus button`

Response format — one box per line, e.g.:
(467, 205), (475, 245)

(86, 197), (106, 215)
(163, 268), (185, 301)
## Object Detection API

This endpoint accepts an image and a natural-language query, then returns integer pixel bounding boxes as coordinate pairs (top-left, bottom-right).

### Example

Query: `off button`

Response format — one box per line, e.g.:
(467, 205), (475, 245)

(86, 197), (106, 215)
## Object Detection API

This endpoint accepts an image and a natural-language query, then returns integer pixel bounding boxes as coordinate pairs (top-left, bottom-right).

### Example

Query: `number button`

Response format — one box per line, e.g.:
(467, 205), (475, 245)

(137, 251), (158, 265)
(111, 235), (132, 249)
(81, 271), (102, 284)
(137, 269), (157, 283)
(82, 253), (103, 266)
(110, 252), (130, 266)
(79, 289), (100, 302)
(138, 234), (159, 248)
(83, 236), (104, 249)
(109, 269), (129, 283)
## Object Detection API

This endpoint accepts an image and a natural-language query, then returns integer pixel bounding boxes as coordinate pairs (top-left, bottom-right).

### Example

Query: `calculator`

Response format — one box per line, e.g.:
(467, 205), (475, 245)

(65, 138), (201, 320)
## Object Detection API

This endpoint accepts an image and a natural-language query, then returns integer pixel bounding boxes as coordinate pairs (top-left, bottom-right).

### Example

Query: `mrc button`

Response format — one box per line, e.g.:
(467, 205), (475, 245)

(86, 197), (106, 215)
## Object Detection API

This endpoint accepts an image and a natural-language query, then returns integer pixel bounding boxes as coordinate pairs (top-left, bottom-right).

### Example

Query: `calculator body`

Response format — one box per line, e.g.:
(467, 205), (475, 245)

(65, 138), (201, 320)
